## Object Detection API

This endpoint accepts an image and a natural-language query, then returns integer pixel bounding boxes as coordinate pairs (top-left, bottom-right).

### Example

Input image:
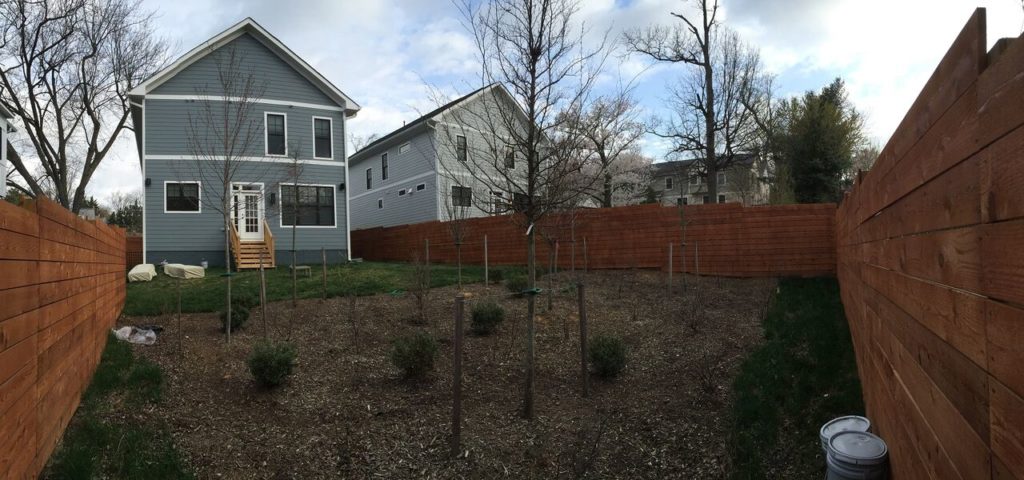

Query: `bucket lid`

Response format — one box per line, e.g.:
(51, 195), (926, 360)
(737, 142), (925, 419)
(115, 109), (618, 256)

(820, 415), (871, 443)
(828, 431), (888, 466)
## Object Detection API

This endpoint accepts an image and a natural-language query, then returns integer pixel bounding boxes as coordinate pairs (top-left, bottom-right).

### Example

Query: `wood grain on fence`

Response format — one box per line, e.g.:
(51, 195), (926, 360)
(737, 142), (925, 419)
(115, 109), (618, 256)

(352, 202), (836, 277)
(837, 8), (1024, 479)
(0, 198), (126, 479)
(126, 236), (142, 270)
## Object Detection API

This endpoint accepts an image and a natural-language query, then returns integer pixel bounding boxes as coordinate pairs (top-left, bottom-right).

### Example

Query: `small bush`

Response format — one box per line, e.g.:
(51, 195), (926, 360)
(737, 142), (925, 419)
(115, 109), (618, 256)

(390, 332), (439, 378)
(248, 341), (297, 388)
(471, 302), (504, 335)
(234, 291), (260, 309)
(490, 269), (504, 284)
(506, 274), (529, 296)
(220, 305), (250, 332)
(589, 335), (627, 379)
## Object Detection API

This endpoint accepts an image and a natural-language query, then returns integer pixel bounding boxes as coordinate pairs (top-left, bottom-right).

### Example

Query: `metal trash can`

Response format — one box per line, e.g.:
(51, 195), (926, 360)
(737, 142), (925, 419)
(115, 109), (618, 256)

(825, 430), (889, 479)
(819, 415), (871, 452)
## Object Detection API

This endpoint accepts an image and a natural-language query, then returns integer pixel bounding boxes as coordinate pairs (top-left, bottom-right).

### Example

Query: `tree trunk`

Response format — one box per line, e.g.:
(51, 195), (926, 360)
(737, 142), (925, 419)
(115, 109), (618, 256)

(602, 172), (613, 207)
(224, 204), (233, 344)
(292, 217), (297, 307)
(456, 242), (462, 290)
(523, 228), (536, 420)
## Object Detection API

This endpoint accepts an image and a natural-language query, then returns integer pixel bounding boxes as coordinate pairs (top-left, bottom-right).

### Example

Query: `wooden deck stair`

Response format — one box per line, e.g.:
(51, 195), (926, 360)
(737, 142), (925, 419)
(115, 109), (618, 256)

(230, 220), (276, 269)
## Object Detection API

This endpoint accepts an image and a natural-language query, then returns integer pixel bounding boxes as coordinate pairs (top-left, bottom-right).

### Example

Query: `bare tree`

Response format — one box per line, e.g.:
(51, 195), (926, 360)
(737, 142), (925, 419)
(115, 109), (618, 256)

(566, 91), (646, 207)
(184, 46), (268, 343)
(451, 0), (608, 419)
(282, 141), (305, 307)
(0, 0), (167, 211)
(441, 178), (472, 290)
(348, 132), (380, 153)
(625, 0), (768, 203)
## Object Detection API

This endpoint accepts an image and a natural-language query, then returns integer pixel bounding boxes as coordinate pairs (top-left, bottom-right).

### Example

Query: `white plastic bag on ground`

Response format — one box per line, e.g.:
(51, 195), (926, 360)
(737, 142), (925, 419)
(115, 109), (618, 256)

(112, 326), (157, 345)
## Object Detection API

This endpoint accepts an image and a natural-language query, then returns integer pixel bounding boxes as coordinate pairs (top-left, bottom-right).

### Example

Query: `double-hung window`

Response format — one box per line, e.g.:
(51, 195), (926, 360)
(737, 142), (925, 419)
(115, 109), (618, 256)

(266, 113), (287, 155)
(451, 185), (472, 207)
(456, 135), (467, 162)
(165, 182), (200, 212)
(365, 168), (372, 189)
(381, 153), (389, 180)
(281, 185), (335, 226)
(717, 171), (727, 186)
(665, 177), (674, 190)
(504, 145), (515, 169)
(313, 117), (332, 159)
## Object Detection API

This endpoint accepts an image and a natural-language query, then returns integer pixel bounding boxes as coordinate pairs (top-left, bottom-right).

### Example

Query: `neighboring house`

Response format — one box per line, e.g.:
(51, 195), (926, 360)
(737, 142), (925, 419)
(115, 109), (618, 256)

(348, 84), (529, 230)
(651, 155), (770, 206)
(0, 104), (13, 198)
(129, 18), (360, 268)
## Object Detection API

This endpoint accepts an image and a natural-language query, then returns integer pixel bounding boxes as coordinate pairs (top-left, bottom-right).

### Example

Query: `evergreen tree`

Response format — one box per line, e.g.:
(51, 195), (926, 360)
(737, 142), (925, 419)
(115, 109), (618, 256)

(776, 78), (864, 203)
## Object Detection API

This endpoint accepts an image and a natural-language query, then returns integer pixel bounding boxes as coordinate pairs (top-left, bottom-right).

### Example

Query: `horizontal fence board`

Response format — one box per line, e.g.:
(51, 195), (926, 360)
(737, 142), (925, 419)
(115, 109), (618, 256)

(837, 10), (1022, 479)
(0, 198), (125, 479)
(352, 203), (837, 278)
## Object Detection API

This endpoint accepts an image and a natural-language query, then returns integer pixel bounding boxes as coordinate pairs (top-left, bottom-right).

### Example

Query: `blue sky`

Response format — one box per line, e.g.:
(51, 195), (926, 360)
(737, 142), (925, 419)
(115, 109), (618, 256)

(84, 0), (1024, 203)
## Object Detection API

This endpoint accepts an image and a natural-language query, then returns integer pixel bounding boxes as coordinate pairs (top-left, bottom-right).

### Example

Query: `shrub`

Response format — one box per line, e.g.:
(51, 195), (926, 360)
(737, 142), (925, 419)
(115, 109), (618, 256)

(234, 291), (260, 310)
(390, 332), (439, 378)
(248, 341), (297, 388)
(471, 302), (504, 335)
(505, 274), (529, 297)
(220, 305), (250, 332)
(490, 268), (504, 284)
(589, 335), (627, 379)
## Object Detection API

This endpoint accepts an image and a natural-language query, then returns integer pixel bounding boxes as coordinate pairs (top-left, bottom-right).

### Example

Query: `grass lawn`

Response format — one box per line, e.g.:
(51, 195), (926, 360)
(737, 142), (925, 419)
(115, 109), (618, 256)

(44, 333), (192, 479)
(728, 277), (864, 479)
(125, 261), (513, 316)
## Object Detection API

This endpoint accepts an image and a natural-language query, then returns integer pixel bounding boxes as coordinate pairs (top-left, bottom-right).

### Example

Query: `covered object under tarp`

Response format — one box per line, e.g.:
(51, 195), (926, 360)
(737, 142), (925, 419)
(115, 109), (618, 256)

(163, 263), (205, 279)
(127, 264), (156, 282)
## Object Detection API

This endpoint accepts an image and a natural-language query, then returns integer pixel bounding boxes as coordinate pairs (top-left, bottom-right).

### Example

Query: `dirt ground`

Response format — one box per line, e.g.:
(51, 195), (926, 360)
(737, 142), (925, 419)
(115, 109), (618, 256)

(122, 270), (775, 479)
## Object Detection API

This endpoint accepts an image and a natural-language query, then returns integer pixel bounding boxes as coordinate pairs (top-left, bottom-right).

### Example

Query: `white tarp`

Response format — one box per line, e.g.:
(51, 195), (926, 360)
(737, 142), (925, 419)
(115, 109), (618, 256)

(163, 263), (205, 279)
(112, 326), (157, 345)
(127, 263), (156, 282)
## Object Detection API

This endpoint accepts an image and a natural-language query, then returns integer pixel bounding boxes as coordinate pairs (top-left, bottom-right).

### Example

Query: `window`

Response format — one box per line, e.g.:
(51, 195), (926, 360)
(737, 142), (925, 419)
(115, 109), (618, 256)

(165, 182), (200, 212)
(399, 189), (407, 196)
(377, 198), (383, 209)
(266, 113), (286, 155)
(491, 191), (507, 214)
(665, 177), (674, 190)
(717, 171), (726, 186)
(677, 197), (688, 206)
(703, 195), (709, 204)
(690, 175), (700, 186)
(504, 145), (515, 169)
(416, 183), (426, 191)
(280, 185), (335, 226)
(381, 153), (389, 180)
(513, 193), (530, 212)
(365, 168), (372, 189)
(313, 117), (332, 159)
(399, 143), (411, 155)
(456, 135), (467, 162)
(718, 194), (726, 203)
(451, 185), (472, 207)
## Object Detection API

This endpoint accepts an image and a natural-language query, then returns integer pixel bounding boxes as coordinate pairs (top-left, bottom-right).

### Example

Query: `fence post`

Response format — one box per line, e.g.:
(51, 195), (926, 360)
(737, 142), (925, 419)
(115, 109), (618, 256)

(583, 236), (589, 274)
(260, 250), (268, 338)
(578, 281), (590, 397)
(668, 242), (673, 293)
(451, 293), (465, 458)
(484, 234), (489, 286)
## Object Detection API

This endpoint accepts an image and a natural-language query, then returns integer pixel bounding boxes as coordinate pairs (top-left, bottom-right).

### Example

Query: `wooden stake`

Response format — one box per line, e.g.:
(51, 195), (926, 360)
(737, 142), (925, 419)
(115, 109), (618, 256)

(668, 242), (673, 293)
(260, 251), (268, 338)
(578, 281), (590, 397)
(484, 234), (489, 286)
(176, 278), (182, 356)
(695, 241), (700, 277)
(583, 237), (589, 274)
(321, 247), (327, 300)
(451, 293), (465, 458)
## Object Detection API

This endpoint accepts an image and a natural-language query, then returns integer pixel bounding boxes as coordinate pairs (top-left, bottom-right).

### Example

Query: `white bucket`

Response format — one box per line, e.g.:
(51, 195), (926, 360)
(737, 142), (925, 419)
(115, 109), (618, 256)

(825, 430), (889, 480)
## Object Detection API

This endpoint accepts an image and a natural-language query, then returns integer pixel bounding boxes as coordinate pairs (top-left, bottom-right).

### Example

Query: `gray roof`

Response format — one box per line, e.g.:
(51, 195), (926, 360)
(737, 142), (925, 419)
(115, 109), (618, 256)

(651, 154), (757, 176)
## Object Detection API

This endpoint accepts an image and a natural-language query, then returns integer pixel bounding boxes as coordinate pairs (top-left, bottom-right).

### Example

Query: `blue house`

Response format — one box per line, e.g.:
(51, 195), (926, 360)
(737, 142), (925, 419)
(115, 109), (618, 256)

(129, 18), (360, 268)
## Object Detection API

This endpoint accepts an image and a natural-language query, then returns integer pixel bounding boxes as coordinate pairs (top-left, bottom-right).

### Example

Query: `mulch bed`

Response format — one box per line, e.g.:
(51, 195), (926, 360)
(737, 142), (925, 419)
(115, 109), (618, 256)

(123, 270), (775, 479)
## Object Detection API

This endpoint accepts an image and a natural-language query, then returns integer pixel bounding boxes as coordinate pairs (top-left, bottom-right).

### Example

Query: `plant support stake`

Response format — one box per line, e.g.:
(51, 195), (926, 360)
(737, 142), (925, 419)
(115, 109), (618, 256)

(451, 293), (465, 457)
(578, 281), (590, 397)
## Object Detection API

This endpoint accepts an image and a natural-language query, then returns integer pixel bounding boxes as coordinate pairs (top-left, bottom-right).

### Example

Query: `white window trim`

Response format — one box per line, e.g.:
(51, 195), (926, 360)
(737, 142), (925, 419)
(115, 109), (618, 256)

(381, 152), (389, 181)
(398, 142), (411, 155)
(398, 189), (407, 196)
(665, 177), (673, 190)
(718, 172), (727, 185)
(416, 183), (426, 191)
(264, 112), (288, 157)
(163, 181), (202, 214)
(277, 183), (338, 229)
(230, 182), (266, 236)
(365, 167), (373, 190)
(377, 197), (384, 209)
(311, 116), (334, 160)
(690, 175), (700, 186)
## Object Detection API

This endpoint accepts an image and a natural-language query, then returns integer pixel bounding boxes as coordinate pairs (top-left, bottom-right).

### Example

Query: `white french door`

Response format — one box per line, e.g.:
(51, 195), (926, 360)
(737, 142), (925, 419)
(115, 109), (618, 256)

(231, 184), (264, 241)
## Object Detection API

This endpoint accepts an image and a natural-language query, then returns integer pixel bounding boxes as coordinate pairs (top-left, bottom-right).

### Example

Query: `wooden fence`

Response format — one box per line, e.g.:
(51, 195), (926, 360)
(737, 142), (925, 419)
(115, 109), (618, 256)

(352, 202), (836, 277)
(126, 235), (142, 270)
(837, 9), (1023, 479)
(0, 198), (126, 479)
